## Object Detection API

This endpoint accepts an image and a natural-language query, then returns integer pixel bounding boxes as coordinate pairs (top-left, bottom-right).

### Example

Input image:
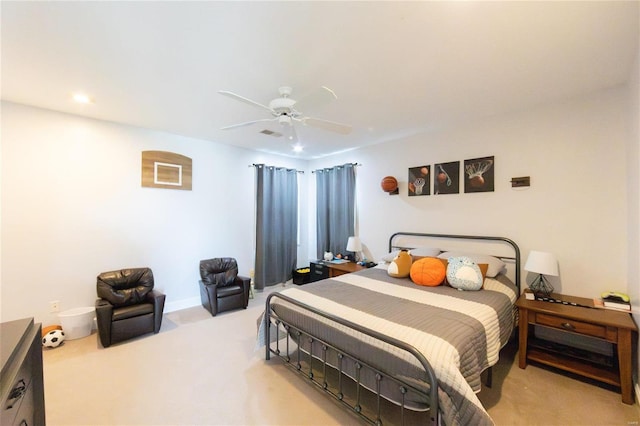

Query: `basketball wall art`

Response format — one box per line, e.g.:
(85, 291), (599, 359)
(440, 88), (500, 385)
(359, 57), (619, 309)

(434, 161), (460, 195)
(464, 156), (494, 193)
(408, 165), (430, 196)
(141, 150), (192, 191)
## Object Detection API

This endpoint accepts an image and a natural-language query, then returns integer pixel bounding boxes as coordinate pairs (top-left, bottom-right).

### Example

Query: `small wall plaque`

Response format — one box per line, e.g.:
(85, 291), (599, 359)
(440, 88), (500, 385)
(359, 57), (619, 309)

(142, 151), (192, 190)
(510, 176), (530, 188)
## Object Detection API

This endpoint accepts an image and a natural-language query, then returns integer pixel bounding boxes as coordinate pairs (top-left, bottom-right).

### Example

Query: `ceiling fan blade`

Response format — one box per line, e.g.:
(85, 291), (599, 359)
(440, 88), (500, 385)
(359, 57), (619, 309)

(303, 117), (352, 135)
(218, 90), (273, 113)
(295, 86), (338, 109)
(220, 118), (277, 130)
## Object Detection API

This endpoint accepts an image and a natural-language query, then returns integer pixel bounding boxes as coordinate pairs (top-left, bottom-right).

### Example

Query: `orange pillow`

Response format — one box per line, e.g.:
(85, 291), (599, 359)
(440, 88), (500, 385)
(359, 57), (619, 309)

(477, 263), (489, 287)
(410, 257), (446, 286)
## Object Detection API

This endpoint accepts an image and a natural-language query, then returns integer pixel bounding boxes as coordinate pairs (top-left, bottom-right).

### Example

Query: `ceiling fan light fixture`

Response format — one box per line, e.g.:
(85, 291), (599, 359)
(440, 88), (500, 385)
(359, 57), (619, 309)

(72, 92), (93, 104)
(278, 115), (292, 126)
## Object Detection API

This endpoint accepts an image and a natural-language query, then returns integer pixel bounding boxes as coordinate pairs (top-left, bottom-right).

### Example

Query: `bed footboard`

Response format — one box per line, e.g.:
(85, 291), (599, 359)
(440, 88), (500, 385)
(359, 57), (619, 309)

(265, 292), (439, 426)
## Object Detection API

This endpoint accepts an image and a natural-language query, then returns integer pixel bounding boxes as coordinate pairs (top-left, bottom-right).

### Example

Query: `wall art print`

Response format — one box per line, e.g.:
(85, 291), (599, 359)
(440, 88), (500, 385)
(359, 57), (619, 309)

(141, 150), (192, 191)
(464, 156), (494, 193)
(408, 165), (430, 196)
(434, 161), (460, 195)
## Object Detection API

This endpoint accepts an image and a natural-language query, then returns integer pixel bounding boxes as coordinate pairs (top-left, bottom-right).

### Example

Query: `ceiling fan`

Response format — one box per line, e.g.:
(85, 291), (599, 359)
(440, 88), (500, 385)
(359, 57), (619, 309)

(218, 86), (352, 137)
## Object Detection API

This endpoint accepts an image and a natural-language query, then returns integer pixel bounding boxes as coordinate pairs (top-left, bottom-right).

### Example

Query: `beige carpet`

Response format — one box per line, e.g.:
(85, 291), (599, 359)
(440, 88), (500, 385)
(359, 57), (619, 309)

(42, 285), (639, 425)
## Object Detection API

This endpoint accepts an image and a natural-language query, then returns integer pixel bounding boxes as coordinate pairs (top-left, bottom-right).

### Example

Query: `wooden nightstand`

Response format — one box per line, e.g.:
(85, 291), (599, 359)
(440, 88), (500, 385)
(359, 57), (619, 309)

(516, 293), (638, 404)
(310, 261), (365, 282)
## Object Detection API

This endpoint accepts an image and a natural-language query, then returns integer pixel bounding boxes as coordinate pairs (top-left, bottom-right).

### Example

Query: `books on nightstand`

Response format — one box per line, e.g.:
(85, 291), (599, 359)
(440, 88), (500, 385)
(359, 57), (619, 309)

(593, 298), (631, 311)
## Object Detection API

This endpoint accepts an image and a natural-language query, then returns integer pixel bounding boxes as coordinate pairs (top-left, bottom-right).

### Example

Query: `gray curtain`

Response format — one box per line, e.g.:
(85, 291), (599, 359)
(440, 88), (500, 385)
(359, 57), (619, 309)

(255, 164), (298, 289)
(316, 163), (356, 259)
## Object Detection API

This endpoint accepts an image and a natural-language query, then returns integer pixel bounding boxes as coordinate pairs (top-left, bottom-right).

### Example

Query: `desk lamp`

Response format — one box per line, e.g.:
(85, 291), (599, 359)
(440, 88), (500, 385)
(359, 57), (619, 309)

(524, 250), (558, 298)
(346, 236), (363, 262)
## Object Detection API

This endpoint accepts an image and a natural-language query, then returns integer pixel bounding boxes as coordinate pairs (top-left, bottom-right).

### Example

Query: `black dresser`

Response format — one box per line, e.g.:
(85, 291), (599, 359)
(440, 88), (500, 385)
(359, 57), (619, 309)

(1, 318), (46, 425)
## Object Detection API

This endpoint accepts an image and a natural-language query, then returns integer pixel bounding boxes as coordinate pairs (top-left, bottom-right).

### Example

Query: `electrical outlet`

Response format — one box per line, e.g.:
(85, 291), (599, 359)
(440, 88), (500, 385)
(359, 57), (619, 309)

(49, 300), (60, 313)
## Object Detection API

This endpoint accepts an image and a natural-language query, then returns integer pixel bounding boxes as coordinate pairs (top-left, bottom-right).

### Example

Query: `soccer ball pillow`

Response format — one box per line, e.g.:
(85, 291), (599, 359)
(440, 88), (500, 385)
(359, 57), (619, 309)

(42, 329), (65, 348)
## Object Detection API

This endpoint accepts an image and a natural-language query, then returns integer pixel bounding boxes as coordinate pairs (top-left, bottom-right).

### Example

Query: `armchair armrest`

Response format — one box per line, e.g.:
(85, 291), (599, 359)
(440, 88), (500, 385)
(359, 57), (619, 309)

(236, 275), (251, 305)
(95, 298), (113, 347)
(236, 275), (251, 289)
(145, 289), (165, 333)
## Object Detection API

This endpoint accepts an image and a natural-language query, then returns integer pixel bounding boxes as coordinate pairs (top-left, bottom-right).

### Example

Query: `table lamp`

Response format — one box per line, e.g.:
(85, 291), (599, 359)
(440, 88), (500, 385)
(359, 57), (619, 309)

(346, 236), (363, 262)
(524, 250), (558, 298)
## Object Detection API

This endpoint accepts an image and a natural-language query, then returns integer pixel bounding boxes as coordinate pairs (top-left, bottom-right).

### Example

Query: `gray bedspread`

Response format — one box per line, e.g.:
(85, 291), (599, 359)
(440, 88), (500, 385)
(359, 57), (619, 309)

(261, 267), (517, 426)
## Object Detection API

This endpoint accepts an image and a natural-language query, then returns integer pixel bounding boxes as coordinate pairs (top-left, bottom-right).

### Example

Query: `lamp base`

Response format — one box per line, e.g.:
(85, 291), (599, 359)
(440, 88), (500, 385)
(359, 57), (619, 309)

(529, 274), (554, 298)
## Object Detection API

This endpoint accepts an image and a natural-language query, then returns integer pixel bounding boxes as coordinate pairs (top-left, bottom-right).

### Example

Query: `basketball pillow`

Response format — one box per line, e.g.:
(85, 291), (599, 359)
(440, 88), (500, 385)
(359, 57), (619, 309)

(387, 250), (412, 278)
(410, 257), (446, 286)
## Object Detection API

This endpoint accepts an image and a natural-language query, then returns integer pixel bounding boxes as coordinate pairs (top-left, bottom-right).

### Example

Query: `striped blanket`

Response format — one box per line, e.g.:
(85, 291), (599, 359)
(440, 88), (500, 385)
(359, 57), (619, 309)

(262, 267), (517, 426)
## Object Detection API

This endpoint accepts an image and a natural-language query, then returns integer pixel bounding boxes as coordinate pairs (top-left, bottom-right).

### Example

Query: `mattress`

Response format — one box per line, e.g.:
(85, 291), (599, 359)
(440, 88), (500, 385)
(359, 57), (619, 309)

(261, 267), (517, 426)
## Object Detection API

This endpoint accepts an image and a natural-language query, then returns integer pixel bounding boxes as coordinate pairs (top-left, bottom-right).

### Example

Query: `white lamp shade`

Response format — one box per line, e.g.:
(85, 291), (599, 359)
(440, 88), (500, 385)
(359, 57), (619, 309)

(346, 236), (362, 252)
(524, 250), (559, 276)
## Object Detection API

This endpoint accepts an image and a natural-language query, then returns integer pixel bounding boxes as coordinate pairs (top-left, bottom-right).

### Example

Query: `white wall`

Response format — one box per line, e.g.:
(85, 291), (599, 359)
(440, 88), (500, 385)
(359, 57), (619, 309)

(628, 51), (639, 309)
(310, 86), (630, 299)
(0, 102), (308, 325)
(626, 48), (639, 393)
(1, 83), (633, 324)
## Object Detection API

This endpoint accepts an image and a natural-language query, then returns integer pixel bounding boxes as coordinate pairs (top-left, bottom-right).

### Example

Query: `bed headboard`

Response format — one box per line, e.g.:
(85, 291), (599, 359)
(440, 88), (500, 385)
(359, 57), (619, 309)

(388, 232), (521, 292)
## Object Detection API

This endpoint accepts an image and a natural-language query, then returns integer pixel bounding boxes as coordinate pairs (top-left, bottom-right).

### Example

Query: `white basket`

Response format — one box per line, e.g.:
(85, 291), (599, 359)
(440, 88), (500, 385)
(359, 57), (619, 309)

(58, 307), (95, 340)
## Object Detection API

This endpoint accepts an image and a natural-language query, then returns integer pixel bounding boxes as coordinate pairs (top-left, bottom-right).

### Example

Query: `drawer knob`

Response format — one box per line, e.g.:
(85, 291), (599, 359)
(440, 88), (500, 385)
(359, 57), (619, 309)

(6, 379), (26, 409)
(561, 322), (576, 330)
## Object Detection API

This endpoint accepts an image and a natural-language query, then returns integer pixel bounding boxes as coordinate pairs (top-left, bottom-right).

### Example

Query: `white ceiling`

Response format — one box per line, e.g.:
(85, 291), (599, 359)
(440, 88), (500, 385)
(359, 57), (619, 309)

(2, 1), (638, 159)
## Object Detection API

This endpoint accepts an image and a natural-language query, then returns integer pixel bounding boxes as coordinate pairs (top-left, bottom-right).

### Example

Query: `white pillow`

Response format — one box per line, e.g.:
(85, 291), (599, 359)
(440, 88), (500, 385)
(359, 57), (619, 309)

(409, 247), (441, 258)
(381, 250), (401, 263)
(381, 247), (441, 263)
(437, 251), (505, 277)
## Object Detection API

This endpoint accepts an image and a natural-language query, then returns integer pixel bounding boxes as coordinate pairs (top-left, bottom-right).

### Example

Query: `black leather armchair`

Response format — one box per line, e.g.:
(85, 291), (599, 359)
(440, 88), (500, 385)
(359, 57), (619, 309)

(95, 267), (166, 347)
(199, 258), (250, 316)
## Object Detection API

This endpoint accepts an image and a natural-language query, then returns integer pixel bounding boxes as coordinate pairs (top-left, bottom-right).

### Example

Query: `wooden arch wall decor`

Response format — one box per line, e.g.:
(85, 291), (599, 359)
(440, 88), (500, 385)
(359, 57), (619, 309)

(141, 151), (192, 190)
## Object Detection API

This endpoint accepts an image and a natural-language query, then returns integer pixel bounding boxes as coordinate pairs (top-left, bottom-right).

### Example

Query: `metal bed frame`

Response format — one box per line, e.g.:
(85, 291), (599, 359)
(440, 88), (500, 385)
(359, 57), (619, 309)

(264, 232), (521, 426)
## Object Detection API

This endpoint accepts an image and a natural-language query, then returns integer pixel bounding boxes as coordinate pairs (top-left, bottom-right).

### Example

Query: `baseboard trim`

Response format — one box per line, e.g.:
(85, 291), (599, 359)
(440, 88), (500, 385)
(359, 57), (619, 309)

(164, 296), (200, 313)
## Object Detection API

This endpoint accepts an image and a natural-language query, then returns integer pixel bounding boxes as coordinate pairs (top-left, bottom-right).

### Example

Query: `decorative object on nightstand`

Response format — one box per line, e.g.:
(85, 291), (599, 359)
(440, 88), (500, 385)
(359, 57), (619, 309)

(600, 291), (631, 311)
(524, 250), (558, 298)
(346, 236), (363, 262)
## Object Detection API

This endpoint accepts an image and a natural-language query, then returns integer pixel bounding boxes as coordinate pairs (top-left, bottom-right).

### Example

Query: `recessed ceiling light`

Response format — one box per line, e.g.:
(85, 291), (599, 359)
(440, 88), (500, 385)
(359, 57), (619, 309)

(72, 93), (94, 104)
(292, 144), (303, 153)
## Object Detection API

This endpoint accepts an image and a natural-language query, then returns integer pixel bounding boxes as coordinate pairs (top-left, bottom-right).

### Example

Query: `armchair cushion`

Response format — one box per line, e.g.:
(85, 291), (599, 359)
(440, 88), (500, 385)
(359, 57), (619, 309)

(97, 268), (155, 307)
(112, 303), (154, 322)
(200, 258), (238, 287)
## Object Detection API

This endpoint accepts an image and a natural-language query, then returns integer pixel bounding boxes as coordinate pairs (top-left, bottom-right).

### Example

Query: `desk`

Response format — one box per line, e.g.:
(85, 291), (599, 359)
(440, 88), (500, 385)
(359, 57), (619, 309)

(310, 261), (366, 282)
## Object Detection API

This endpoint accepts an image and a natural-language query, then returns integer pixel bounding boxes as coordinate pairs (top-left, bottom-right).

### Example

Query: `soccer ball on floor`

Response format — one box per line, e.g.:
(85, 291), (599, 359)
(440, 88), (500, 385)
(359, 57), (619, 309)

(42, 329), (65, 348)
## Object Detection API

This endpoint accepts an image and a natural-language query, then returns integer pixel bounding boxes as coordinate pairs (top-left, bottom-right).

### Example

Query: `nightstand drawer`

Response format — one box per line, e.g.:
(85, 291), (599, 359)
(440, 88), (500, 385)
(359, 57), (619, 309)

(535, 313), (613, 339)
(310, 262), (329, 282)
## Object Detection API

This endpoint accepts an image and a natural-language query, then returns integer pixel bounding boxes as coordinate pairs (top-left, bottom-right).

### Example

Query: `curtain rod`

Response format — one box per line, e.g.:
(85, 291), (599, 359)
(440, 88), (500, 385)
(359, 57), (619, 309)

(312, 162), (362, 173)
(249, 163), (304, 173)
